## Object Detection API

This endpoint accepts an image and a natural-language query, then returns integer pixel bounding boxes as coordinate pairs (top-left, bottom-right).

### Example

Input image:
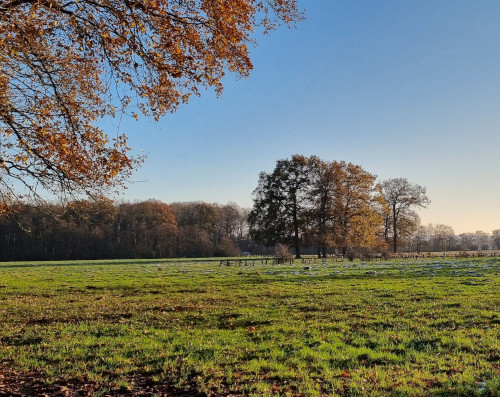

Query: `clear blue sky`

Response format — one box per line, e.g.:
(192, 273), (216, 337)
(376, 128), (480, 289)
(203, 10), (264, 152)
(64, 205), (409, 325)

(111, 0), (500, 234)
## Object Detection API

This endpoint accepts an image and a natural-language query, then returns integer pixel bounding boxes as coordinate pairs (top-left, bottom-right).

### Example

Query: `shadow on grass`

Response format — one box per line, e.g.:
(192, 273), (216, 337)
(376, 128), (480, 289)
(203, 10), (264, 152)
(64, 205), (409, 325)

(0, 335), (43, 346)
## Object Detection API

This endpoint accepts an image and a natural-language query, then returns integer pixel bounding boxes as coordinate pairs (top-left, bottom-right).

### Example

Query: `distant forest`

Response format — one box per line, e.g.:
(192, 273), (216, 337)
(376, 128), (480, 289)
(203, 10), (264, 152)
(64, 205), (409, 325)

(0, 199), (257, 261)
(0, 197), (499, 261)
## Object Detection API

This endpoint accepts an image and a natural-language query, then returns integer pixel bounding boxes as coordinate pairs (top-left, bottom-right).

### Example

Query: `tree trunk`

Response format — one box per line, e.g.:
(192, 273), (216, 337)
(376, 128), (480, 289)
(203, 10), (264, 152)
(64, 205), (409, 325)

(294, 234), (301, 259)
(392, 204), (397, 253)
(292, 196), (301, 259)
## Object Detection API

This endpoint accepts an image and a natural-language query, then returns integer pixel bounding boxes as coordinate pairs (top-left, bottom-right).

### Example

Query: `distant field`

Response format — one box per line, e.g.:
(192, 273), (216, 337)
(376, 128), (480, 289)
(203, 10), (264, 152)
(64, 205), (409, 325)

(0, 258), (499, 396)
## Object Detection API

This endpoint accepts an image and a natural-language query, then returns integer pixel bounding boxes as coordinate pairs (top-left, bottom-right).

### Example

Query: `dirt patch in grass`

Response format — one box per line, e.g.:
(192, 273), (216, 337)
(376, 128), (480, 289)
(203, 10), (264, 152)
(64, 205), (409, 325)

(0, 366), (205, 396)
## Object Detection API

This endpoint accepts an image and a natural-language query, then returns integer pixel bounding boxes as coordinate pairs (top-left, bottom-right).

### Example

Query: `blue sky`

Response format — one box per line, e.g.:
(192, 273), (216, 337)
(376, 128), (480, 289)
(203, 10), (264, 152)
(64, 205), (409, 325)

(113, 0), (500, 234)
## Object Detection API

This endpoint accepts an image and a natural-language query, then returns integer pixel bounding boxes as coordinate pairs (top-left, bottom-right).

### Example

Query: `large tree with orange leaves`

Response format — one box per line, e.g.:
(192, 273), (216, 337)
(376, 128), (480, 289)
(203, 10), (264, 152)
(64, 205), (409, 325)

(0, 0), (302, 209)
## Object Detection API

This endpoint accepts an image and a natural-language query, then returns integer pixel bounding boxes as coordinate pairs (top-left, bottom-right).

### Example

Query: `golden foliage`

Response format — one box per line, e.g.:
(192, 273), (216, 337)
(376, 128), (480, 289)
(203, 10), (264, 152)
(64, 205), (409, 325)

(0, 0), (302, 204)
(326, 161), (384, 251)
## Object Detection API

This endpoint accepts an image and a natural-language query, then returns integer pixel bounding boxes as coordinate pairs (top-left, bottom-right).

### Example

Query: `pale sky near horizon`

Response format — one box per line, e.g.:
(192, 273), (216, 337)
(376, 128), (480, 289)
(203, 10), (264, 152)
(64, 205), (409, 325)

(107, 0), (500, 235)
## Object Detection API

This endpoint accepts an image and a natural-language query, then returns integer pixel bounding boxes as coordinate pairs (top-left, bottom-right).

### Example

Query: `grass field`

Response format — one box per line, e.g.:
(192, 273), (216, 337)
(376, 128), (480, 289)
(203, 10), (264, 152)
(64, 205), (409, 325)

(0, 257), (499, 396)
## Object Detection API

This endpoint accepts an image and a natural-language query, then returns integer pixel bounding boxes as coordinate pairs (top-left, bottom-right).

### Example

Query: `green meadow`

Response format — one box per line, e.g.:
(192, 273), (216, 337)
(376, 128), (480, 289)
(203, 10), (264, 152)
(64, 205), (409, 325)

(0, 257), (499, 396)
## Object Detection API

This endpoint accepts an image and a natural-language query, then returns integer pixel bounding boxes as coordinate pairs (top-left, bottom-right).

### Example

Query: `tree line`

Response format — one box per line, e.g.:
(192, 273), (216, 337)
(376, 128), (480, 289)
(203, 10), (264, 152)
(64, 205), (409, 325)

(1, 154), (498, 261)
(0, 199), (253, 261)
(407, 224), (500, 253)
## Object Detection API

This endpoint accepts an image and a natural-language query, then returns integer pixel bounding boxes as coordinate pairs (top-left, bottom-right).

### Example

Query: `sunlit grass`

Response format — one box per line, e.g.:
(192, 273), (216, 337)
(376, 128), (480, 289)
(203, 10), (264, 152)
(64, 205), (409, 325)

(0, 257), (499, 395)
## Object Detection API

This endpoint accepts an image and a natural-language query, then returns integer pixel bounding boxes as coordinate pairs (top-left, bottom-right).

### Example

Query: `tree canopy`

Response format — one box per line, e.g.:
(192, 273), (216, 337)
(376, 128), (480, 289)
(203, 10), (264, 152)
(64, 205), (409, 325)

(249, 155), (385, 258)
(0, 0), (302, 209)
(381, 178), (430, 253)
(249, 154), (311, 258)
